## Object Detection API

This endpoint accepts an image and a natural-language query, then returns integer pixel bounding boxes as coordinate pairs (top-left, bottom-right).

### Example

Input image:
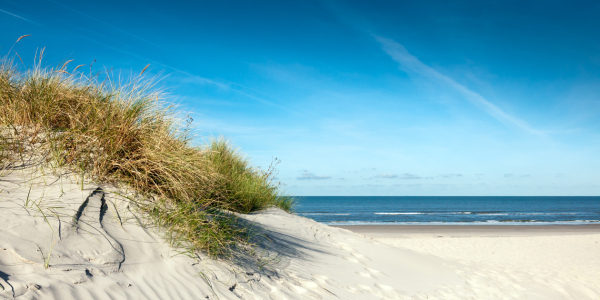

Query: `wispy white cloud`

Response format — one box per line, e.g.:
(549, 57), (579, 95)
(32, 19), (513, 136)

(0, 8), (39, 25)
(78, 36), (290, 113)
(441, 174), (463, 178)
(372, 173), (423, 180)
(399, 173), (422, 179)
(45, 0), (168, 52)
(374, 173), (398, 179)
(297, 170), (332, 180)
(178, 75), (292, 113)
(41, 0), (290, 114)
(375, 36), (543, 135)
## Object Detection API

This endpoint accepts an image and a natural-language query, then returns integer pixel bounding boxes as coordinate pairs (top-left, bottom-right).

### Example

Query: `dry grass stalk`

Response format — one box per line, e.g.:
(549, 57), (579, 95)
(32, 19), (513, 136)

(0, 52), (294, 257)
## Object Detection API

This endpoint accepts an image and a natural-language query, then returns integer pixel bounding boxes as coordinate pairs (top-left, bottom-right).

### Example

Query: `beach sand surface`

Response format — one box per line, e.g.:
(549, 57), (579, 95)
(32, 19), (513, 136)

(0, 167), (461, 299)
(336, 224), (600, 299)
(1, 166), (599, 299)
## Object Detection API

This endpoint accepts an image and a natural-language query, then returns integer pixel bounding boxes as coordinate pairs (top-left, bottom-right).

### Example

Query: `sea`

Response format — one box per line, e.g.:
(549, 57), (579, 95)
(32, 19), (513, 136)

(295, 196), (600, 225)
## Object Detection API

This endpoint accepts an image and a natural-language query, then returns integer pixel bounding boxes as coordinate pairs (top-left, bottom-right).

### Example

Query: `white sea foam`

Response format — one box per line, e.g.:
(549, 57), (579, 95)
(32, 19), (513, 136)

(477, 213), (509, 215)
(374, 212), (423, 215)
(515, 212), (580, 215)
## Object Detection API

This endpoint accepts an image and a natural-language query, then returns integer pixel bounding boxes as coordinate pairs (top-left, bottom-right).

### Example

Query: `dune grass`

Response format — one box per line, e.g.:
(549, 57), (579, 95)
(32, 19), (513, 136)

(0, 46), (294, 258)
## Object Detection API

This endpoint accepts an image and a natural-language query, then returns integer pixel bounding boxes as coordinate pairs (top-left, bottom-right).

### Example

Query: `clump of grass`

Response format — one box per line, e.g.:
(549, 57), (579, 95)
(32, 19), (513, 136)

(206, 139), (294, 213)
(0, 41), (293, 258)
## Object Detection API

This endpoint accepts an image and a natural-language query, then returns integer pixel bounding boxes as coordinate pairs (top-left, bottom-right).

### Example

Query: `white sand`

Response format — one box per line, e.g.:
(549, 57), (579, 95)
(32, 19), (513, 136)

(374, 229), (600, 299)
(1, 167), (598, 299)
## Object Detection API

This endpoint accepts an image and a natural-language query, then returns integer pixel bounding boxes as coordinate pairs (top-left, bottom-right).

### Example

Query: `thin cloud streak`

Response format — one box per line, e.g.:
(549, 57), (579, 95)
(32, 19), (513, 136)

(399, 173), (421, 179)
(79, 36), (290, 113)
(323, 2), (545, 135)
(297, 170), (332, 180)
(374, 173), (398, 179)
(47, 0), (299, 115)
(45, 0), (170, 52)
(375, 36), (543, 135)
(0, 8), (39, 25)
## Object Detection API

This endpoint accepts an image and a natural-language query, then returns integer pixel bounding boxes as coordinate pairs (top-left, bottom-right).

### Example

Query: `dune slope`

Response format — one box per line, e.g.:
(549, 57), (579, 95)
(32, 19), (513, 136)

(0, 166), (471, 300)
(7, 165), (596, 299)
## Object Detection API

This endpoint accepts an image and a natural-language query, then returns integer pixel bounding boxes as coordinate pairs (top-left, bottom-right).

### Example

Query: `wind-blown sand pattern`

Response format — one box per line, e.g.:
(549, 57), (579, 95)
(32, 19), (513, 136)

(1, 167), (599, 299)
(374, 230), (600, 299)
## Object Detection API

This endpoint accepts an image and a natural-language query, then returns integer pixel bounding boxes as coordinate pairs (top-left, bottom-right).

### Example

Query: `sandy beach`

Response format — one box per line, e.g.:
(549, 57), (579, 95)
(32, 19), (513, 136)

(1, 168), (599, 299)
(338, 224), (600, 299)
(334, 224), (600, 236)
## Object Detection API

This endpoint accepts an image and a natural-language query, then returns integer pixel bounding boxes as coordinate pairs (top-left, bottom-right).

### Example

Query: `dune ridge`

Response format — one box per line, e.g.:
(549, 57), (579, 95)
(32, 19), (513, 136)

(0, 166), (464, 300)
(2, 166), (599, 299)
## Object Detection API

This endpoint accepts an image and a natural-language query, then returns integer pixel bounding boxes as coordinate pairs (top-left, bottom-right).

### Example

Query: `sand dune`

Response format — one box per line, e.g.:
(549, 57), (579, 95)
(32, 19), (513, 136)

(1, 167), (599, 299)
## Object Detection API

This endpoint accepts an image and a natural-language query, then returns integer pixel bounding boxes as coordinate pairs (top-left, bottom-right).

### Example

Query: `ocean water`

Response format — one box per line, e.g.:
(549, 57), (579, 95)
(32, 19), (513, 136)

(295, 196), (600, 225)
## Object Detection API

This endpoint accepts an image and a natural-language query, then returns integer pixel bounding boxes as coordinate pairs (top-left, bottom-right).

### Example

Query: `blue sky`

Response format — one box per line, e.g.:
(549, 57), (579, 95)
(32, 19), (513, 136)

(2, 0), (600, 195)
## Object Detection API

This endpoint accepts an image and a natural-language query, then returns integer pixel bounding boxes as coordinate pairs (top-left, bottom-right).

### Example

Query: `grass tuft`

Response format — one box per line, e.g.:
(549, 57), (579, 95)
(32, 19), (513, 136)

(206, 138), (295, 213)
(0, 51), (293, 258)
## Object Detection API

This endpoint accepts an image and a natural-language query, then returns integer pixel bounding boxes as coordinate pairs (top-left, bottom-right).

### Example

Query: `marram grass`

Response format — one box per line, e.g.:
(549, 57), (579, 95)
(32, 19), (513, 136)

(0, 51), (294, 258)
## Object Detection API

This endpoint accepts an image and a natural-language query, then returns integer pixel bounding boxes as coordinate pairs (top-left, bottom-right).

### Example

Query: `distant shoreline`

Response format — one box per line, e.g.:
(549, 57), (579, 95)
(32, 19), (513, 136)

(333, 224), (600, 237)
(297, 196), (600, 225)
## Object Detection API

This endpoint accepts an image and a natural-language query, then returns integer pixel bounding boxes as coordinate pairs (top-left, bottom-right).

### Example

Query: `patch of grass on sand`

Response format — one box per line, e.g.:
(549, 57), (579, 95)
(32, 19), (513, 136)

(0, 40), (294, 258)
